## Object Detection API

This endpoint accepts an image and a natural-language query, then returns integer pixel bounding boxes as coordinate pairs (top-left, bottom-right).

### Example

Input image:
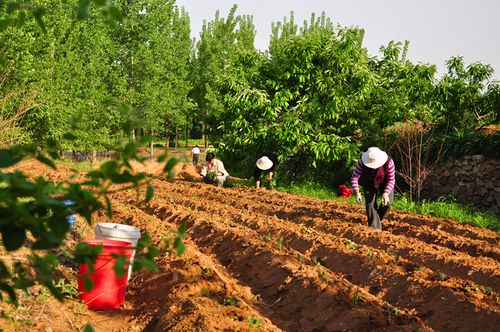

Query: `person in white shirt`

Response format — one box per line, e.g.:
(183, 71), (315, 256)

(191, 145), (201, 165)
(200, 153), (229, 187)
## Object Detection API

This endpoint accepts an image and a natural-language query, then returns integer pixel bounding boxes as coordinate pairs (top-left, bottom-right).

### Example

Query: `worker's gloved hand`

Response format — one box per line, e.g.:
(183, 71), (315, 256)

(381, 193), (390, 206)
(356, 192), (363, 205)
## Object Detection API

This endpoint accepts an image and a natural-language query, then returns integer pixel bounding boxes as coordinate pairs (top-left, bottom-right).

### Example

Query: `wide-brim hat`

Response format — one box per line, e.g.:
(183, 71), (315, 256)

(361, 147), (388, 169)
(256, 156), (273, 170)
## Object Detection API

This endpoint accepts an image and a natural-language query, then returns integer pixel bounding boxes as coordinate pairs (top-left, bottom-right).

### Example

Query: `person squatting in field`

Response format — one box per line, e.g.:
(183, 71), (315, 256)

(254, 152), (278, 189)
(351, 147), (395, 230)
(200, 152), (229, 187)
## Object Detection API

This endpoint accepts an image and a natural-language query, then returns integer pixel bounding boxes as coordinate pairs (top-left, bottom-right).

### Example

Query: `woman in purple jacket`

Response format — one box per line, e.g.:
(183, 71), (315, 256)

(351, 147), (396, 230)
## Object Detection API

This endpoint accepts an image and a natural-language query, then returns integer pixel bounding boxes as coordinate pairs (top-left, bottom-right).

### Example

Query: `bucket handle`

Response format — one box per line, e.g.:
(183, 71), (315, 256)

(83, 283), (128, 306)
(96, 224), (134, 233)
(85, 254), (129, 276)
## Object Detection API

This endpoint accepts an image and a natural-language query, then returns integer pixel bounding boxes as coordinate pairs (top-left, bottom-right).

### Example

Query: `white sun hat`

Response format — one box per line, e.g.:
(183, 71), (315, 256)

(256, 156), (273, 170)
(361, 147), (388, 169)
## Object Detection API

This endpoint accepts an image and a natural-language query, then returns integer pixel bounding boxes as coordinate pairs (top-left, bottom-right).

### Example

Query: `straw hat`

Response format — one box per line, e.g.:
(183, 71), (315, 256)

(256, 156), (273, 170)
(361, 147), (388, 169)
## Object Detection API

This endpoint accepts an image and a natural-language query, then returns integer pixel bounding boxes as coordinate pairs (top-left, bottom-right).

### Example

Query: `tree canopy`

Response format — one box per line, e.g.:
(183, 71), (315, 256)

(1, 2), (499, 173)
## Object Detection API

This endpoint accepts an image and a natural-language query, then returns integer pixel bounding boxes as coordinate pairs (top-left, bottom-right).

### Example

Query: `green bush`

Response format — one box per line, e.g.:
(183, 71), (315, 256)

(437, 129), (500, 158)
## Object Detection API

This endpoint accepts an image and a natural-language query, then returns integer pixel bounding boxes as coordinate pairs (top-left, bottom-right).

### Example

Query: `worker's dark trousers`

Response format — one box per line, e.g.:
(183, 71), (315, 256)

(364, 188), (394, 230)
(192, 154), (199, 165)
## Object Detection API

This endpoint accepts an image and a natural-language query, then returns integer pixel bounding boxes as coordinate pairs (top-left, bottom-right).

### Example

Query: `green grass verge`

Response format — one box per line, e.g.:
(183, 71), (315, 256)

(395, 195), (500, 232)
(56, 159), (96, 171)
(276, 182), (500, 232)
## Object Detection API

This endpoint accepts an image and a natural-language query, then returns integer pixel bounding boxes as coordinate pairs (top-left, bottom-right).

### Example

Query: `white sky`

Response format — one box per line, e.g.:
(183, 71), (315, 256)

(175, 0), (500, 80)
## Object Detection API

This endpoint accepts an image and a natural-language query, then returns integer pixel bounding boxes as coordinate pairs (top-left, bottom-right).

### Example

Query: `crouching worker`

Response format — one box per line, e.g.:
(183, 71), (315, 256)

(351, 147), (395, 231)
(200, 152), (229, 187)
(254, 153), (278, 189)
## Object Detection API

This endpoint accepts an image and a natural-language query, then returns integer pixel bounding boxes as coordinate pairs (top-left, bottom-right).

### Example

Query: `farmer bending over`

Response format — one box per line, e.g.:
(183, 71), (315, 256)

(351, 147), (395, 231)
(200, 152), (229, 187)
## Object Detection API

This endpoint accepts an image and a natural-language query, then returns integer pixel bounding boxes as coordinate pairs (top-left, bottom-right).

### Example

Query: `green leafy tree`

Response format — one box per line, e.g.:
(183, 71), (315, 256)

(0, 0), (184, 308)
(139, 1), (193, 153)
(113, 0), (193, 154)
(1, 1), (128, 152)
(191, 4), (255, 147)
(364, 40), (439, 143)
(213, 13), (376, 176)
(436, 56), (496, 129)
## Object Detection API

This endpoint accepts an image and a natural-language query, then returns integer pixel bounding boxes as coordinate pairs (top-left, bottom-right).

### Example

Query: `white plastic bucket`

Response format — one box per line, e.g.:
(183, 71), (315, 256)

(94, 222), (141, 281)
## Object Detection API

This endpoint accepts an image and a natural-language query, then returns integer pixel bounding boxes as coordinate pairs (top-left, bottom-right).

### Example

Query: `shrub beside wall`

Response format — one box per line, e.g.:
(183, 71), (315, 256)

(423, 155), (500, 214)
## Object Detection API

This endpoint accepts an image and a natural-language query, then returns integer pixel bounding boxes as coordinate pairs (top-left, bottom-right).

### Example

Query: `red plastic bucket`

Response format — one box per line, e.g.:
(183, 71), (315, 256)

(78, 239), (133, 309)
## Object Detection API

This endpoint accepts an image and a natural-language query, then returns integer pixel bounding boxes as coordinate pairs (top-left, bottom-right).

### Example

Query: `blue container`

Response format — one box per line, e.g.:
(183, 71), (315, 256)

(61, 200), (77, 228)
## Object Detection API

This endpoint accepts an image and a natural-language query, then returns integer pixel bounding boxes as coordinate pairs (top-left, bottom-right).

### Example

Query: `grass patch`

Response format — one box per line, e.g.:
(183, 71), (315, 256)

(276, 182), (500, 232)
(186, 138), (205, 147)
(279, 181), (346, 201)
(56, 159), (96, 171)
(395, 195), (500, 232)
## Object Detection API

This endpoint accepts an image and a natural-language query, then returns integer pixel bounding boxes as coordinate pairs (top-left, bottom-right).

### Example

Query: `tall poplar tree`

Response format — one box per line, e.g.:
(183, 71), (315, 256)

(114, 0), (192, 153)
(191, 4), (256, 147)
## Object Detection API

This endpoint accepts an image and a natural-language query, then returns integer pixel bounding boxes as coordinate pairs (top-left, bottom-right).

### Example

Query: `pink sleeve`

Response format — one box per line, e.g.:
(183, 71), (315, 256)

(384, 159), (396, 194)
(351, 159), (364, 192)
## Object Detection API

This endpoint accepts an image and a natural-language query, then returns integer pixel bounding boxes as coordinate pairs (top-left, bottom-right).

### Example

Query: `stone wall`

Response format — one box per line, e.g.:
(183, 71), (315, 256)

(423, 155), (500, 214)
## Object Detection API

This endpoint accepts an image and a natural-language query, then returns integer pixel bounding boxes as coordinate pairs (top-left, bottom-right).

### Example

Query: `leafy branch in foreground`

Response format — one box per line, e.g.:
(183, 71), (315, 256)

(0, 124), (182, 304)
(0, 0), (187, 319)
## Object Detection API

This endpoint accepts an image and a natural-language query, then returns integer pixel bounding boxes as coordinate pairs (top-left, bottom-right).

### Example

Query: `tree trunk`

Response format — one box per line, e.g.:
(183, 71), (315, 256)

(165, 120), (171, 149)
(202, 122), (207, 148)
(185, 117), (189, 148)
(91, 150), (97, 164)
(175, 126), (179, 150)
(202, 108), (209, 148)
(149, 133), (154, 159)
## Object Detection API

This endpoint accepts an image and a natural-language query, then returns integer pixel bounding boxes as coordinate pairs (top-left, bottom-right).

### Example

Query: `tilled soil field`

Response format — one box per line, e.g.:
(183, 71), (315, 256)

(3, 162), (500, 331)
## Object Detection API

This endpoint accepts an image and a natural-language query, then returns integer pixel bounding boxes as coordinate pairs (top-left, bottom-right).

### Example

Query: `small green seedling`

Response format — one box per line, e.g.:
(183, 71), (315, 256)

(434, 270), (447, 282)
(298, 223), (312, 234)
(483, 286), (492, 295)
(311, 256), (322, 268)
(55, 279), (81, 300)
(222, 296), (239, 307)
(263, 233), (274, 242)
(276, 237), (284, 252)
(353, 291), (364, 304)
(385, 303), (399, 322)
(317, 269), (328, 282)
(200, 288), (211, 297)
(388, 252), (400, 263)
(200, 267), (213, 279)
(248, 315), (263, 329)
(343, 239), (358, 250)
